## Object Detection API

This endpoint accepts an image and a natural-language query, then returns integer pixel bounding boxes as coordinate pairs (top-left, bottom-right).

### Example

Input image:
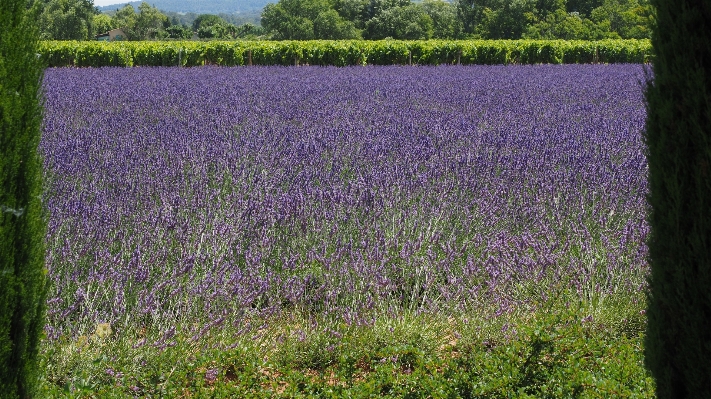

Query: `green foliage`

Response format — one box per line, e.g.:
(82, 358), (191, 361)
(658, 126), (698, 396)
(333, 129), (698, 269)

(93, 13), (115, 36)
(164, 24), (192, 39)
(197, 23), (230, 39)
(262, 0), (360, 40)
(133, 2), (170, 40)
(162, 10), (262, 30)
(589, 0), (653, 39)
(643, 0), (711, 397)
(262, 0), (462, 40)
(421, 0), (463, 39)
(192, 13), (225, 31)
(190, 15), (266, 40)
(30, 0), (653, 41)
(365, 0), (411, 20)
(262, 2), (316, 40)
(37, 304), (654, 397)
(39, 41), (132, 66)
(334, 0), (369, 28)
(38, 39), (652, 67)
(111, 5), (139, 40)
(37, 0), (98, 40)
(293, 40), (366, 66)
(313, 9), (360, 40)
(364, 4), (434, 40)
(99, 3), (172, 40)
(233, 23), (265, 39)
(567, 0), (604, 16)
(450, 307), (654, 398)
(525, 9), (616, 40)
(454, 0), (650, 40)
(474, 0), (538, 39)
(0, 0), (48, 397)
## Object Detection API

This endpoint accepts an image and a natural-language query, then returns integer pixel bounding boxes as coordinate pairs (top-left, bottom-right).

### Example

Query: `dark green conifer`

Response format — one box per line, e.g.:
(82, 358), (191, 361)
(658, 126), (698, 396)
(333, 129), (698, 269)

(644, 1), (711, 397)
(0, 0), (47, 397)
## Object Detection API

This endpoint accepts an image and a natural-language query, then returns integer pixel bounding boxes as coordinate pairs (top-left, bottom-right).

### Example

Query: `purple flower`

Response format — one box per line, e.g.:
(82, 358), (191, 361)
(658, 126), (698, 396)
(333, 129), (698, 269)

(205, 368), (219, 384)
(40, 65), (649, 339)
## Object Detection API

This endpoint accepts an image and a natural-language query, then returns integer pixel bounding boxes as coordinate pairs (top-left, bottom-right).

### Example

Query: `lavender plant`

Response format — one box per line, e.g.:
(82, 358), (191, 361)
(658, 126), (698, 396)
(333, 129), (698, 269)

(40, 65), (649, 348)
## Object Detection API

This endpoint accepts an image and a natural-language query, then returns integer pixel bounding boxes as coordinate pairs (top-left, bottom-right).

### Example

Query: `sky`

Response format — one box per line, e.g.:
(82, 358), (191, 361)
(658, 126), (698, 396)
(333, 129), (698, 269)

(93, 0), (131, 6)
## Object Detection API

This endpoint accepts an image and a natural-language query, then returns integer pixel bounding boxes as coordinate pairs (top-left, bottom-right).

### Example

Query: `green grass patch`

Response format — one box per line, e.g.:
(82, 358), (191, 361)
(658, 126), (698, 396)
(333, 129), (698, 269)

(39, 293), (653, 398)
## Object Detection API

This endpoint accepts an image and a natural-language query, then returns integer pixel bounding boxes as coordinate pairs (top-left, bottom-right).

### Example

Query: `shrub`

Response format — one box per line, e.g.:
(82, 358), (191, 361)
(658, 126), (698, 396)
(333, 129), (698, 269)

(0, 0), (48, 397)
(644, 0), (711, 397)
(38, 39), (653, 67)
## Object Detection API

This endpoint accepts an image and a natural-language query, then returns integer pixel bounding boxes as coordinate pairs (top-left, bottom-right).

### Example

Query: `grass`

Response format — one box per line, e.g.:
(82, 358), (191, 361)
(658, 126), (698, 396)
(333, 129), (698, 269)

(39, 288), (653, 398)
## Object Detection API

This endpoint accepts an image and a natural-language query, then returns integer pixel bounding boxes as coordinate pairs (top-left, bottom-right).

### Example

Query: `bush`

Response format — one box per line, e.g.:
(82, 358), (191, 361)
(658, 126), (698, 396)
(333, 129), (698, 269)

(38, 39), (653, 67)
(0, 0), (48, 397)
(644, 0), (711, 397)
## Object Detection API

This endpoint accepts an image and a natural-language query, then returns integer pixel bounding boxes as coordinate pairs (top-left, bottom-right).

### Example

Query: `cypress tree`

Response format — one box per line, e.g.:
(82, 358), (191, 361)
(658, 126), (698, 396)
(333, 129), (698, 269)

(0, 0), (47, 397)
(644, 0), (711, 398)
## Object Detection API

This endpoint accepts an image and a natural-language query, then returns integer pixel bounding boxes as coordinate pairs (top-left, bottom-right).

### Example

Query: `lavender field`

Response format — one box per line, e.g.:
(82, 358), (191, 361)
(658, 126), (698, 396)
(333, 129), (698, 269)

(41, 64), (649, 348)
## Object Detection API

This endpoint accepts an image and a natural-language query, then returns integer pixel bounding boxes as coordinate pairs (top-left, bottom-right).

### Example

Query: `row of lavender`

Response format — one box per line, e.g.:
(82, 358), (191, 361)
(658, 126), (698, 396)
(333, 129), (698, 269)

(41, 65), (649, 342)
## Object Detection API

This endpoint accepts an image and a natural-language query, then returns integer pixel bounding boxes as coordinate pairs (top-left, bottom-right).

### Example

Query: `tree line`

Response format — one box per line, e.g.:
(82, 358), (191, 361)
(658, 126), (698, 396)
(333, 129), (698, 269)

(262, 0), (653, 40)
(35, 0), (651, 41)
(33, 0), (265, 41)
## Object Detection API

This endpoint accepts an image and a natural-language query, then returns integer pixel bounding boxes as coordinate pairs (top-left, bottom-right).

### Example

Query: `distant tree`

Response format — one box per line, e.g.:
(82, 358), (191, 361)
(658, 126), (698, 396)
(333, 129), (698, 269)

(524, 8), (614, 39)
(216, 12), (262, 27)
(644, 0), (711, 397)
(534, 0), (566, 17)
(421, 0), (462, 38)
(261, 0), (333, 39)
(111, 4), (138, 38)
(475, 0), (537, 39)
(333, 0), (369, 28)
(134, 2), (169, 39)
(197, 22), (231, 38)
(93, 13), (115, 35)
(364, 0), (410, 20)
(264, 12), (314, 39)
(313, 9), (360, 39)
(112, 3), (169, 40)
(37, 0), (98, 40)
(455, 0), (650, 39)
(455, 0), (498, 35)
(162, 11), (200, 27)
(589, 0), (653, 39)
(0, 0), (48, 397)
(276, 0), (332, 21)
(192, 13), (224, 31)
(234, 22), (265, 38)
(165, 24), (192, 39)
(364, 4), (433, 39)
(565, 0), (603, 16)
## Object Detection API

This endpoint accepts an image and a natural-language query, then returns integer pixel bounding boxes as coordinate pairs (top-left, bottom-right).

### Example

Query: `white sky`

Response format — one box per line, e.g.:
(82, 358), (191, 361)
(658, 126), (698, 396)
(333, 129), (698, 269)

(94, 0), (131, 6)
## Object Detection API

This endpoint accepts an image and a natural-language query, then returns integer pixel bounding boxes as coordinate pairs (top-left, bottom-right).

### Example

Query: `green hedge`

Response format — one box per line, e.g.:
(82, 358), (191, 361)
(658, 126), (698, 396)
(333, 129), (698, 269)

(1, 0), (48, 397)
(38, 39), (652, 67)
